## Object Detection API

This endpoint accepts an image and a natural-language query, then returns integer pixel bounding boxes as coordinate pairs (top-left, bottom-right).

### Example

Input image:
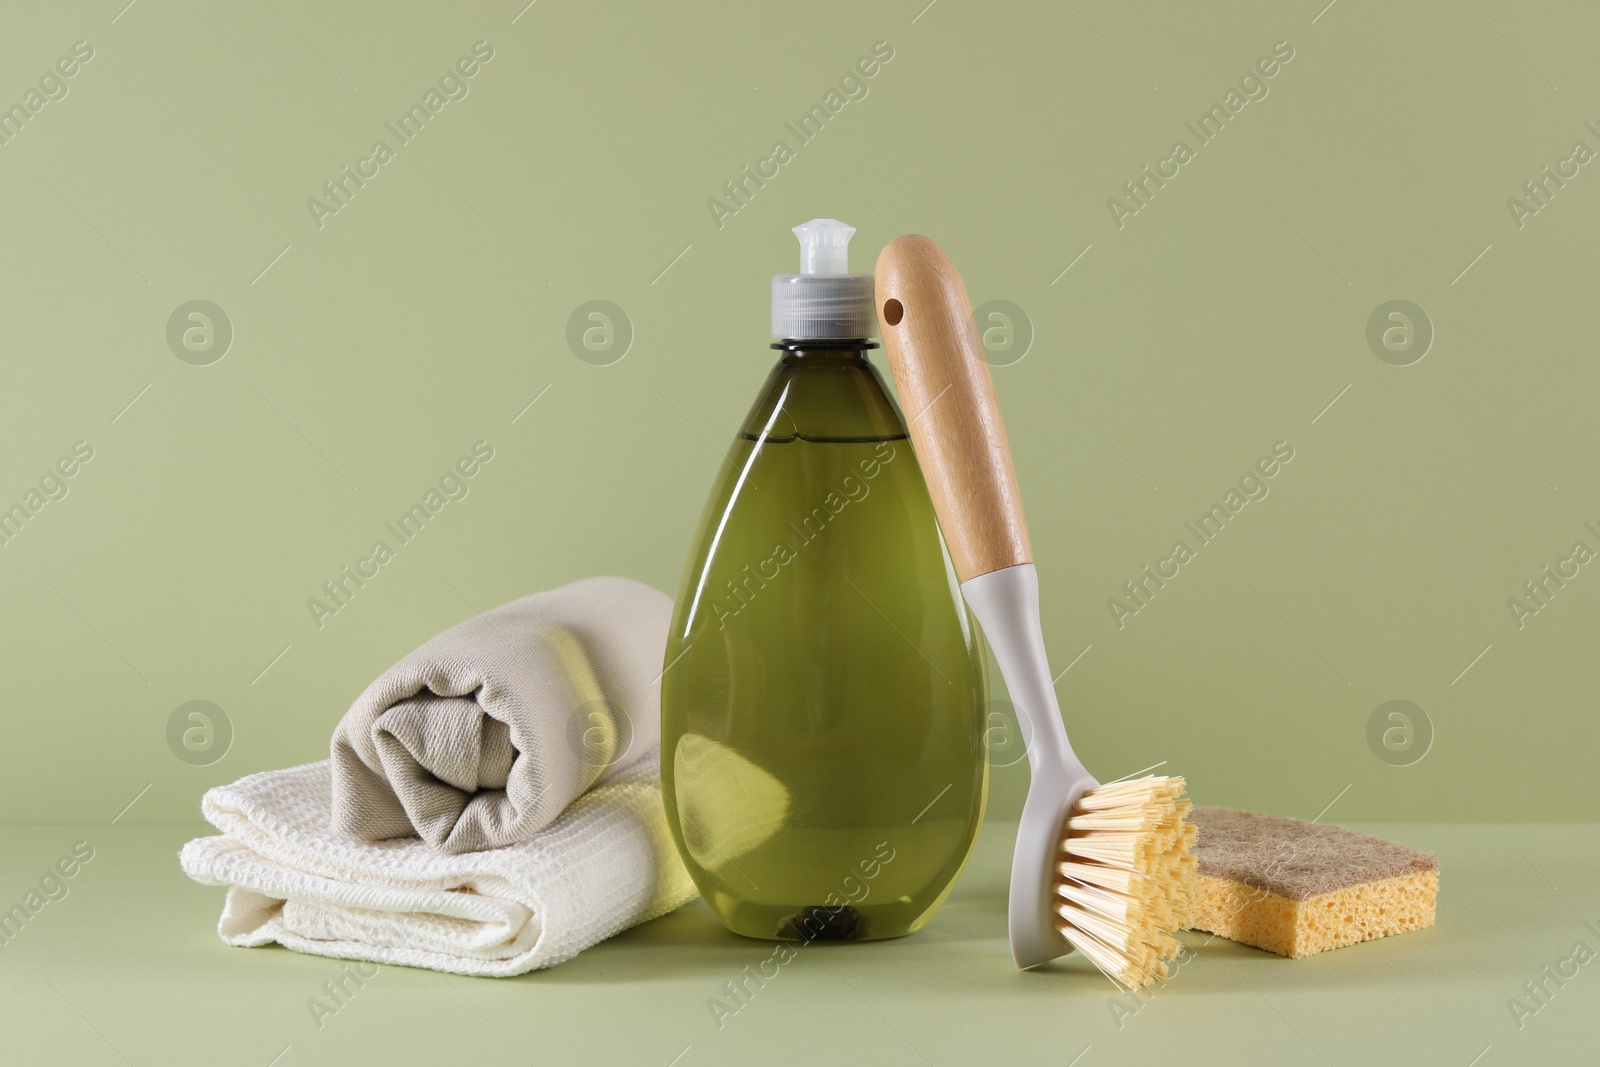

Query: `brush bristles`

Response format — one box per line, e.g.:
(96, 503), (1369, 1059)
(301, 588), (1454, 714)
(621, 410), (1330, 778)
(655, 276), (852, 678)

(1054, 775), (1197, 989)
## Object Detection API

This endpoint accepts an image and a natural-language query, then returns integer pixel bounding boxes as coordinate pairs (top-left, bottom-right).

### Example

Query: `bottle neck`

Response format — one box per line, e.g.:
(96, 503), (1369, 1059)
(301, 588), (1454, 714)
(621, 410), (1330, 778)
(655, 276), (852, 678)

(770, 338), (878, 366)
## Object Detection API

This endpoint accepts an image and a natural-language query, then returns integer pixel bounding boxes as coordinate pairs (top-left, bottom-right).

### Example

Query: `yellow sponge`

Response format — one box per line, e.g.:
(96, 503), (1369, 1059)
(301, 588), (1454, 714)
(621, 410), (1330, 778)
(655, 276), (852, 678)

(1187, 806), (1437, 958)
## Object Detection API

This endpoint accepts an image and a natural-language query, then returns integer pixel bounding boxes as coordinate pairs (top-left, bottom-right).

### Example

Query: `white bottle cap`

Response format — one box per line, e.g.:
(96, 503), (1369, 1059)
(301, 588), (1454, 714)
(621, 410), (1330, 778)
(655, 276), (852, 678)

(771, 218), (877, 340)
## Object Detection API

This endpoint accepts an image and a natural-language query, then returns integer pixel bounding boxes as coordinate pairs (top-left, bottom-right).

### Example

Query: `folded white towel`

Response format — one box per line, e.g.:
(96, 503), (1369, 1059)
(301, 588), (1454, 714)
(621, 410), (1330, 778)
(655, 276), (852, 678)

(179, 751), (695, 976)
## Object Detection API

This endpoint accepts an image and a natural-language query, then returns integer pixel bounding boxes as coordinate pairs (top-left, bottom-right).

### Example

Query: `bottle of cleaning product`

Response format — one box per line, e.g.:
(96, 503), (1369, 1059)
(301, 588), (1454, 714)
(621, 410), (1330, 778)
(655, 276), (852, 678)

(660, 219), (988, 942)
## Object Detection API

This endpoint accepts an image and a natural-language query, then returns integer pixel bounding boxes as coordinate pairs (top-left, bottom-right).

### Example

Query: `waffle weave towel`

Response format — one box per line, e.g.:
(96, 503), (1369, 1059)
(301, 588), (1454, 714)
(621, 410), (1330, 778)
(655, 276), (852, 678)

(179, 752), (695, 976)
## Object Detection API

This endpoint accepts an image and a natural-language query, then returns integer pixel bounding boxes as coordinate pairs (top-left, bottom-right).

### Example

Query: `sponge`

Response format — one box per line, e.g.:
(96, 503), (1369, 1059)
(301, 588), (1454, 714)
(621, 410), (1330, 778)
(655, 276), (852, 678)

(1187, 806), (1437, 958)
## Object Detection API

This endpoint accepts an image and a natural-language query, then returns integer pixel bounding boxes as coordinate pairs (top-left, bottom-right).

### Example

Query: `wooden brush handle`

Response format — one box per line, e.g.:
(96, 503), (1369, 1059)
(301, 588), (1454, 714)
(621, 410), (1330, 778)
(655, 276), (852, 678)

(876, 235), (1032, 582)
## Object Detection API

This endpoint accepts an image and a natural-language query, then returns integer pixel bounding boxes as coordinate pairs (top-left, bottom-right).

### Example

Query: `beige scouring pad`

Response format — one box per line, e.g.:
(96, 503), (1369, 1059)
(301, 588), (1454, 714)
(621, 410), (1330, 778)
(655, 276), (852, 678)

(1187, 806), (1437, 958)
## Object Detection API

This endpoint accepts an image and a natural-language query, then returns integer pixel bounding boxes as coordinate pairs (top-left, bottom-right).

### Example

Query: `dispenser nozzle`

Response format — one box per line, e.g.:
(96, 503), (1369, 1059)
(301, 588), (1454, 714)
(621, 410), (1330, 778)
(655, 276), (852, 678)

(792, 219), (856, 276)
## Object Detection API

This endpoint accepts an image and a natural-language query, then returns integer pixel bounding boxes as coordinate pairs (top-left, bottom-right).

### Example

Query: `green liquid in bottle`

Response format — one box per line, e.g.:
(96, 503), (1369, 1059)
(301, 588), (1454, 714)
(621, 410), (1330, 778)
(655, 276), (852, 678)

(661, 345), (988, 941)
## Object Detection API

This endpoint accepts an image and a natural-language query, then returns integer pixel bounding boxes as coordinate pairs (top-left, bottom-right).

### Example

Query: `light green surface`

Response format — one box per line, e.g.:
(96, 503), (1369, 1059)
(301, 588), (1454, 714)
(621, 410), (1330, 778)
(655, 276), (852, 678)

(2, 821), (1596, 1065)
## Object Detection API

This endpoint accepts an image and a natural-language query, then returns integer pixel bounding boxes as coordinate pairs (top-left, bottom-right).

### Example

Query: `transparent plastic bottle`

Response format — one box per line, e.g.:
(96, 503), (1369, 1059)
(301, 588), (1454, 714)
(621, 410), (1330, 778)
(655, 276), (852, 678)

(660, 220), (988, 941)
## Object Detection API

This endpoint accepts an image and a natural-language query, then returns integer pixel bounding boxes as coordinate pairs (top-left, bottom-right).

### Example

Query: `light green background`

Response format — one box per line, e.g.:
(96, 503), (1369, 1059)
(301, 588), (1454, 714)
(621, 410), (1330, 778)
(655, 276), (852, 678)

(3, 0), (1598, 829)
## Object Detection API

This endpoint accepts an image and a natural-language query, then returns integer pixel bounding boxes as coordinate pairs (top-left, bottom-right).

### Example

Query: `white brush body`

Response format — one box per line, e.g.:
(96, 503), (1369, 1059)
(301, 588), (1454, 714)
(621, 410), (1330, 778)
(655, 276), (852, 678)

(960, 563), (1097, 969)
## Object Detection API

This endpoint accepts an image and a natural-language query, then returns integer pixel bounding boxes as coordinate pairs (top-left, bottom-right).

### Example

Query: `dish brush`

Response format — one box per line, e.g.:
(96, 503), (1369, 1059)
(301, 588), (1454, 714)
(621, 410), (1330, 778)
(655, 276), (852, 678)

(876, 234), (1196, 987)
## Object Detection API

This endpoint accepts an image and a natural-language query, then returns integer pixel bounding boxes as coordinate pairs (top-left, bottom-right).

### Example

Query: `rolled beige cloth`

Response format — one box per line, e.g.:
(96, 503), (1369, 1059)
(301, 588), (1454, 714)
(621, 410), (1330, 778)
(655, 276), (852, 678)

(331, 576), (671, 853)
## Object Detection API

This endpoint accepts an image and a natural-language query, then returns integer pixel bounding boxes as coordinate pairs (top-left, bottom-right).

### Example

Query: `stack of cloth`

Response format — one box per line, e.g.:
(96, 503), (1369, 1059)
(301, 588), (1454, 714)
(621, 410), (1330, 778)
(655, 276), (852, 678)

(180, 577), (697, 976)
